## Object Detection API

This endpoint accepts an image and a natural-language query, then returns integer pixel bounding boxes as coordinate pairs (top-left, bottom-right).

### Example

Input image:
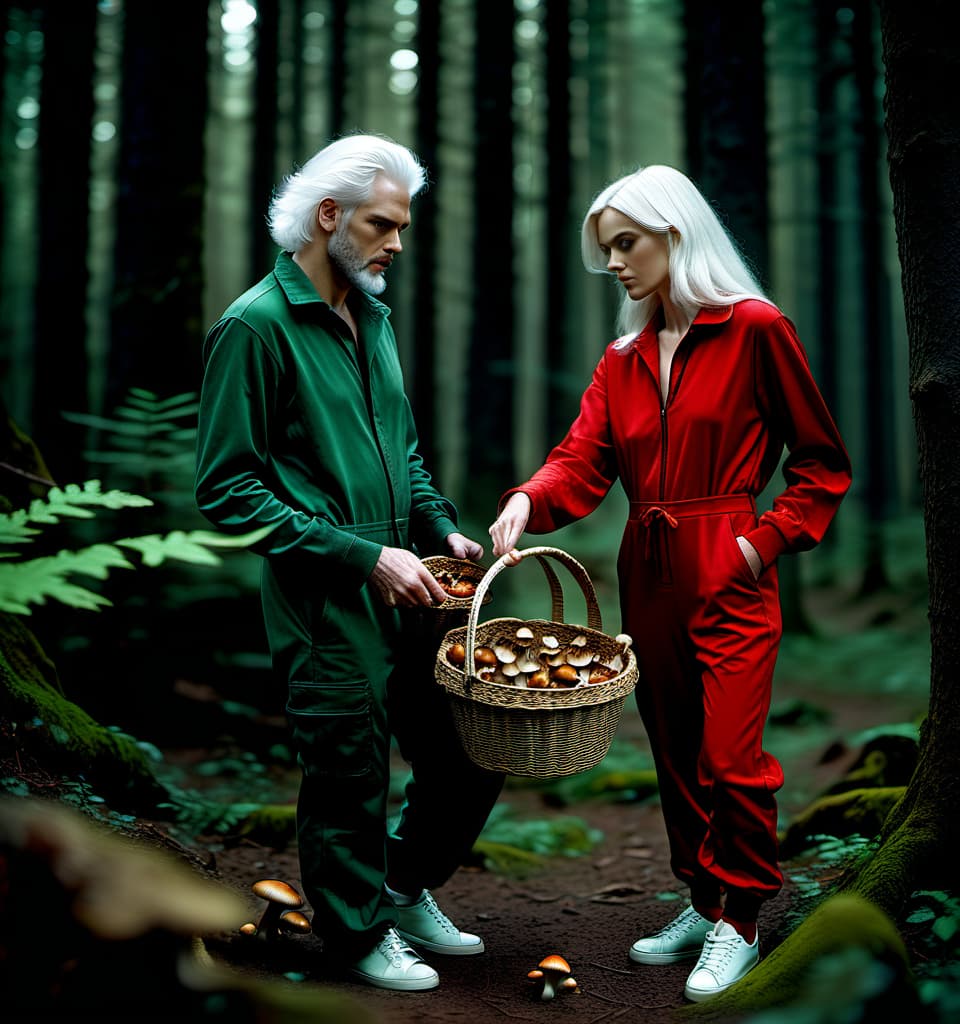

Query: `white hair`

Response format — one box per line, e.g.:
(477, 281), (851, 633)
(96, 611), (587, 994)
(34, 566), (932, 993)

(267, 132), (427, 252)
(580, 164), (770, 346)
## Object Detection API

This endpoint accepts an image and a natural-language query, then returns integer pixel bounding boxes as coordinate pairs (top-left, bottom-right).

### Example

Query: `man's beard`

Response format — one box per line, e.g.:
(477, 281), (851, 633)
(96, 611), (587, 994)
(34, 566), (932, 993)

(328, 226), (387, 295)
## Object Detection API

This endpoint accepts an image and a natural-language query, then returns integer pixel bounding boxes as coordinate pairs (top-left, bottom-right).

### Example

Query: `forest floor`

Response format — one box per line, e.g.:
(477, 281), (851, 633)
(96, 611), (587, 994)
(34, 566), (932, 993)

(2, 564), (938, 1024)
(138, 578), (933, 1024)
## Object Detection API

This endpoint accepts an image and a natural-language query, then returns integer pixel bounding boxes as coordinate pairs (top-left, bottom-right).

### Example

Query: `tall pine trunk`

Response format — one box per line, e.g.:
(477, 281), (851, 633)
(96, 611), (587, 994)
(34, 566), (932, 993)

(107, 1), (209, 406)
(846, 0), (960, 911)
(34, 1), (98, 484)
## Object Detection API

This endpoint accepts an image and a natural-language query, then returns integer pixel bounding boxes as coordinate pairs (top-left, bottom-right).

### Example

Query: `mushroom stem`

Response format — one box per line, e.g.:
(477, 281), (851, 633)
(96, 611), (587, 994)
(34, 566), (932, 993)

(541, 977), (557, 1001)
(255, 902), (284, 938)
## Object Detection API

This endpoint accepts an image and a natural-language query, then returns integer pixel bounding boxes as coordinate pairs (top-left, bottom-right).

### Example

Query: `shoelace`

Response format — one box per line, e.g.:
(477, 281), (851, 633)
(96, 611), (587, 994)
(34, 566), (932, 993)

(694, 930), (739, 976)
(655, 905), (704, 939)
(420, 891), (459, 935)
(378, 928), (416, 967)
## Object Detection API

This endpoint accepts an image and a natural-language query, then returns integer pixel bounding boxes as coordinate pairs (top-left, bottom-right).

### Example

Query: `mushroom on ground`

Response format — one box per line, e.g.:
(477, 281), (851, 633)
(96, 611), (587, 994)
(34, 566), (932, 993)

(251, 879), (304, 939)
(239, 922), (258, 937)
(529, 954), (576, 1001)
(278, 910), (312, 936)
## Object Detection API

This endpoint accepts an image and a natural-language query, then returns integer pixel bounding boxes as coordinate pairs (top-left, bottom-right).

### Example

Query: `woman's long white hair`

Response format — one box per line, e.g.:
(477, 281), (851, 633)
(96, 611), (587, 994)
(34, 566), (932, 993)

(581, 165), (770, 346)
(267, 132), (427, 252)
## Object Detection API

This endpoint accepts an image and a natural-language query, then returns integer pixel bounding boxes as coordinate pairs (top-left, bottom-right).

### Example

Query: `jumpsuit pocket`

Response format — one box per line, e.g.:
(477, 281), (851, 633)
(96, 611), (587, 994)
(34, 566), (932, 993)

(285, 678), (373, 778)
(724, 513), (761, 588)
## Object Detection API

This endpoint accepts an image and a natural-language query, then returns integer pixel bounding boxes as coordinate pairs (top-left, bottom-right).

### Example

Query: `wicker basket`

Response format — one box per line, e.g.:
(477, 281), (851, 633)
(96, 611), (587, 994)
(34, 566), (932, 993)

(419, 556), (492, 641)
(435, 546), (638, 778)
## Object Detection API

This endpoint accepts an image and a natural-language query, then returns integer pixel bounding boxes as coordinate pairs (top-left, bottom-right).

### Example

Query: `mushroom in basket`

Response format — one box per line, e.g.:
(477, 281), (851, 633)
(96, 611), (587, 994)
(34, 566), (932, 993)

(526, 953), (579, 1000)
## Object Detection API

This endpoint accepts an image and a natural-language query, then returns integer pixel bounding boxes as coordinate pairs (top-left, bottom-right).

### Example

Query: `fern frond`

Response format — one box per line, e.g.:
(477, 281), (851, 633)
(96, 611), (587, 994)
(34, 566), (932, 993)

(0, 544), (133, 614)
(117, 525), (274, 567)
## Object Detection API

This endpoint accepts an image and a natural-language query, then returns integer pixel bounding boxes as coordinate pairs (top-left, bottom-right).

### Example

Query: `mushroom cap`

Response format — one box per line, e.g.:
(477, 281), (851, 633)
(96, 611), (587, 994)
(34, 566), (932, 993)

(538, 954), (571, 974)
(560, 976), (579, 991)
(239, 922), (258, 936)
(516, 626), (535, 642)
(527, 969), (544, 980)
(251, 879), (303, 907)
(279, 910), (312, 934)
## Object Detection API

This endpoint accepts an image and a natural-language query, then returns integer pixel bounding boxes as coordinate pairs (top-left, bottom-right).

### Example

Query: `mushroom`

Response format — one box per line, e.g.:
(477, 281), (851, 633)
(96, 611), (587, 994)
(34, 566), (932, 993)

(474, 646), (498, 670)
(515, 626), (535, 643)
(251, 879), (304, 939)
(239, 922), (258, 937)
(551, 664), (579, 686)
(493, 644), (517, 664)
(446, 642), (466, 666)
(529, 954), (576, 1001)
(278, 910), (312, 936)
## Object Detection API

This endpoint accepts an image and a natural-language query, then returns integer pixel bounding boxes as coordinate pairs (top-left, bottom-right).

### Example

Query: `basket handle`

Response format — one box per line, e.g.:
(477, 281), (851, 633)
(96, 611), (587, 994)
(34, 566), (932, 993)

(464, 546), (603, 681)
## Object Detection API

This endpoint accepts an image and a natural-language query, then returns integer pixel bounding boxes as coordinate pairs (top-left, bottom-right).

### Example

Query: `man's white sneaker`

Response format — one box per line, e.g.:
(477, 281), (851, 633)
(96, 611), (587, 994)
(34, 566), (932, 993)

(683, 920), (759, 1001)
(349, 928), (440, 991)
(629, 904), (714, 964)
(396, 890), (485, 956)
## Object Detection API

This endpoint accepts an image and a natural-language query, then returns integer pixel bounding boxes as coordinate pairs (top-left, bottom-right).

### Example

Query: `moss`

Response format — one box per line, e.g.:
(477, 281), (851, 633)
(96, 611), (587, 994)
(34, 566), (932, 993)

(778, 786), (905, 859)
(233, 803), (297, 847)
(1, 612), (165, 805)
(681, 893), (918, 1021)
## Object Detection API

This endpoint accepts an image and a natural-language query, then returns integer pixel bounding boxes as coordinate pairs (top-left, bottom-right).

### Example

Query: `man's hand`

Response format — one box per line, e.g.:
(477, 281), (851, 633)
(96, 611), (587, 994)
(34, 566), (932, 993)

(488, 492), (531, 562)
(446, 532), (484, 561)
(370, 546), (448, 608)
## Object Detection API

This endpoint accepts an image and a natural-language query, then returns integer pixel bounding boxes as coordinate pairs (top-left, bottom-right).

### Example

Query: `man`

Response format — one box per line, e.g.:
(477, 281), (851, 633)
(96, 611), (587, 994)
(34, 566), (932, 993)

(195, 133), (504, 992)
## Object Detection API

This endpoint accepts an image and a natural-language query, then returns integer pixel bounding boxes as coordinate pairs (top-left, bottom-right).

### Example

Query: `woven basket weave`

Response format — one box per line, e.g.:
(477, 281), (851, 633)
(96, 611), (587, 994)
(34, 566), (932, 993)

(435, 546), (638, 778)
(419, 556), (492, 641)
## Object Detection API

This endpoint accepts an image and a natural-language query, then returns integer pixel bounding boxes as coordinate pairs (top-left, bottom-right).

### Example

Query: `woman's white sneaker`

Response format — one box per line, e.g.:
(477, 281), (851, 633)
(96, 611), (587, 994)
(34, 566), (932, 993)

(629, 904), (714, 964)
(396, 890), (485, 955)
(684, 920), (759, 1001)
(349, 928), (440, 991)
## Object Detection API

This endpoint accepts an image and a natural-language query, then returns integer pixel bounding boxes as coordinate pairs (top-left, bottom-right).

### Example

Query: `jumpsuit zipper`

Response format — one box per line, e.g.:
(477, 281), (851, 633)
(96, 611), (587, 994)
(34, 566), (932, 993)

(652, 331), (692, 502)
(333, 316), (402, 546)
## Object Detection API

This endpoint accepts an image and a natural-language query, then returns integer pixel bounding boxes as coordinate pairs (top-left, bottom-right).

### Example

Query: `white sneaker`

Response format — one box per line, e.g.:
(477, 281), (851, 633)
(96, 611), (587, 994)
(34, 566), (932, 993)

(684, 920), (759, 1001)
(396, 890), (485, 956)
(349, 928), (440, 991)
(629, 904), (714, 964)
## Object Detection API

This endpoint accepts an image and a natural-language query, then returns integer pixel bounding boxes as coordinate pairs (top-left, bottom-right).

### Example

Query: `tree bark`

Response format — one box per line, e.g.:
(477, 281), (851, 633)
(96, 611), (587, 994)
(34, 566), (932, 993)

(33, 1), (98, 484)
(844, 0), (960, 913)
(107, 0), (209, 407)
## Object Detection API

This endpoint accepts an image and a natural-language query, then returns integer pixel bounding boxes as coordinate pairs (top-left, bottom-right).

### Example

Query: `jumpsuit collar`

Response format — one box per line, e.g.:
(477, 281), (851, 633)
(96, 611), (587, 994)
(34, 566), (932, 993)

(272, 250), (391, 321)
(628, 304), (734, 393)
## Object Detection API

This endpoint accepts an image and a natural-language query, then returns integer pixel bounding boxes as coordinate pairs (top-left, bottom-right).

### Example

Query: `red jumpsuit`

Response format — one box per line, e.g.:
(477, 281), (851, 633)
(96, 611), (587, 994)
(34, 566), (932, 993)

(506, 300), (851, 920)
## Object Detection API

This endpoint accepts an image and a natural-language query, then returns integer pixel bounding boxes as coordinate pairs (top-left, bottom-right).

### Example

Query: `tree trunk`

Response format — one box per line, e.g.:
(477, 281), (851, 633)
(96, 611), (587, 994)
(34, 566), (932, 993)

(411, 0), (441, 470)
(852, 0), (896, 595)
(107, 1), (209, 407)
(844, 0), (960, 914)
(250, 0), (280, 275)
(32, 1), (98, 485)
(683, 0), (769, 283)
(467, 0), (515, 492)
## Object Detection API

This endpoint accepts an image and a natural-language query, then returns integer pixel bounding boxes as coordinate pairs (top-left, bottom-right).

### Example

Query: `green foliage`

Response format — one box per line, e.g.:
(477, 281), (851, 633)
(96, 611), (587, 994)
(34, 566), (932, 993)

(472, 801), (603, 876)
(532, 737), (658, 806)
(0, 479), (272, 614)
(905, 889), (960, 1022)
(62, 388), (199, 484)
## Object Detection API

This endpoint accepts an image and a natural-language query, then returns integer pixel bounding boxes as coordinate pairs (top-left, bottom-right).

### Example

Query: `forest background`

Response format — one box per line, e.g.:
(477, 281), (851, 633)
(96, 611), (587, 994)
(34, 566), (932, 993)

(0, 1), (947, 1022)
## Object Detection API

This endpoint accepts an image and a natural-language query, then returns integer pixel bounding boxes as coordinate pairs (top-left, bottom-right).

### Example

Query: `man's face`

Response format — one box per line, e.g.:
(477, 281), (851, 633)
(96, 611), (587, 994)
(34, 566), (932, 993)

(327, 176), (411, 295)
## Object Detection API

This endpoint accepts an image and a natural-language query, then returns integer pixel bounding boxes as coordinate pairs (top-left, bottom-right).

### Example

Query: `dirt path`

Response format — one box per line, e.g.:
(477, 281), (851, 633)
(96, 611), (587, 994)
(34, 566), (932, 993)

(192, 675), (926, 1024)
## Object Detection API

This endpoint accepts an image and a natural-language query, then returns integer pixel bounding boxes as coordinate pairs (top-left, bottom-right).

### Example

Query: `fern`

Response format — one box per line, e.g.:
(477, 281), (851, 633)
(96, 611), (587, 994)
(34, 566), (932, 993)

(61, 388), (199, 481)
(0, 479), (273, 614)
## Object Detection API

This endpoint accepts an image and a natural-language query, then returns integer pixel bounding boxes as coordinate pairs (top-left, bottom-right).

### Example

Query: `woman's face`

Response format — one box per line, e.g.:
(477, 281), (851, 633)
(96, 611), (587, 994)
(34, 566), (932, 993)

(596, 207), (671, 302)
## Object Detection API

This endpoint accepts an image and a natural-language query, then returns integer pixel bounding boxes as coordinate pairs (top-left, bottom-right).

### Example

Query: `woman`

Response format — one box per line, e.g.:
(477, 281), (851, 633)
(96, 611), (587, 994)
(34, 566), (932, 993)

(488, 165), (851, 1002)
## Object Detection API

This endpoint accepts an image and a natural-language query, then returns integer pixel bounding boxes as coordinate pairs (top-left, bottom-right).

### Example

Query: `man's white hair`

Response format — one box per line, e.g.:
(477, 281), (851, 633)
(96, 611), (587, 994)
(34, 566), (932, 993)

(580, 164), (770, 345)
(267, 132), (427, 252)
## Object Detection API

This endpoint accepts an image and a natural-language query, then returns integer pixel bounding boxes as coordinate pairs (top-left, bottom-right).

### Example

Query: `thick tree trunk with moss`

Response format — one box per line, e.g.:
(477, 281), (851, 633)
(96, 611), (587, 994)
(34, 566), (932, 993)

(840, 0), (960, 914)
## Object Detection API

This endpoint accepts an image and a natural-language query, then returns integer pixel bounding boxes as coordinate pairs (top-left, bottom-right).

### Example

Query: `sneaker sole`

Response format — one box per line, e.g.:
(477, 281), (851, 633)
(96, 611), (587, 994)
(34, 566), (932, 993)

(683, 956), (759, 1001)
(349, 968), (440, 992)
(397, 930), (485, 956)
(629, 946), (703, 964)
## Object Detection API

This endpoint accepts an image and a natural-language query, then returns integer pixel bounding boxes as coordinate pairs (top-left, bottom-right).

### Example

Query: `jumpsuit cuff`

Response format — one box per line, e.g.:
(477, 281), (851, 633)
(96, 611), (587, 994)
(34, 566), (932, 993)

(742, 523), (789, 570)
(345, 536), (385, 584)
(416, 514), (460, 554)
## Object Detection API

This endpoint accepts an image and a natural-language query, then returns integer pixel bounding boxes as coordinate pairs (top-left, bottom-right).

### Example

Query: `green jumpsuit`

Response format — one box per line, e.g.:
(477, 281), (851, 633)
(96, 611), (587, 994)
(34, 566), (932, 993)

(195, 252), (504, 957)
